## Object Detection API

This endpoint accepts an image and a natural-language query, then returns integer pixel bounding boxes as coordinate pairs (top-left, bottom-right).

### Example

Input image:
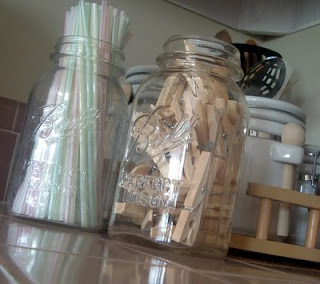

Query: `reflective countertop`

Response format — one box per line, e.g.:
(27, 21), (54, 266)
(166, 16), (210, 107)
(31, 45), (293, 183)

(0, 204), (319, 284)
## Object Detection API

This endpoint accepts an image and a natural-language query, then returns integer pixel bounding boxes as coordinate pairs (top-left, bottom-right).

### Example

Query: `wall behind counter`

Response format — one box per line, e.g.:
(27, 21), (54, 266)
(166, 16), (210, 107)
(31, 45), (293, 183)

(0, 0), (254, 104)
(263, 25), (320, 145)
(1, 0), (319, 143)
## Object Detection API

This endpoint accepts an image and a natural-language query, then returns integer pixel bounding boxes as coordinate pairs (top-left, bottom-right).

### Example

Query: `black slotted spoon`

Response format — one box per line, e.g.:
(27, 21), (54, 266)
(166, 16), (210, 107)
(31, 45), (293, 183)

(239, 56), (288, 99)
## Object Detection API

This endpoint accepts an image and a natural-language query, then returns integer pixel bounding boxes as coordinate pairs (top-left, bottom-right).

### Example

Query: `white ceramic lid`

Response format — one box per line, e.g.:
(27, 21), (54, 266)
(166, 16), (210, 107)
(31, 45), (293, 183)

(249, 107), (306, 127)
(125, 74), (151, 84)
(249, 118), (286, 136)
(246, 96), (306, 122)
(125, 65), (159, 78)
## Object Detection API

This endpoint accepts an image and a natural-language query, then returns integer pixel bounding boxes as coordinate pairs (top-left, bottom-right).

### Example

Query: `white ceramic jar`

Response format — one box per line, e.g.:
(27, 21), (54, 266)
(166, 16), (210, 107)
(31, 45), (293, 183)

(125, 65), (159, 98)
(232, 96), (306, 240)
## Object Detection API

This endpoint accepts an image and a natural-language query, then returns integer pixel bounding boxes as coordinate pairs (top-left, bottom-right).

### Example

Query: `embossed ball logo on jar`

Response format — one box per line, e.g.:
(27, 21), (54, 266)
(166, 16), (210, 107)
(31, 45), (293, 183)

(131, 106), (198, 155)
(32, 104), (101, 143)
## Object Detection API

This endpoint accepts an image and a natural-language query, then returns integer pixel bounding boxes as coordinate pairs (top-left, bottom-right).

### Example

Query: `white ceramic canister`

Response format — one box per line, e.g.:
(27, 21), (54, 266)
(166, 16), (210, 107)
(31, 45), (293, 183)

(232, 96), (306, 240)
(125, 65), (159, 99)
(123, 65), (159, 128)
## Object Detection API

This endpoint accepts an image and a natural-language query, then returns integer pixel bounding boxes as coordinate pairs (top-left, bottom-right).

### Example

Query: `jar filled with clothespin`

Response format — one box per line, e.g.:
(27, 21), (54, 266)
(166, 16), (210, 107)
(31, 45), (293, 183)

(108, 35), (249, 256)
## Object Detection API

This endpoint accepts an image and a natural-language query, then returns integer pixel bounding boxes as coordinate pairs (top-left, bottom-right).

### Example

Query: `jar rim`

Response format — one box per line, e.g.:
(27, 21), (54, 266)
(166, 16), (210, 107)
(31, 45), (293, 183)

(158, 35), (243, 80)
(164, 35), (238, 53)
(56, 35), (124, 56)
(52, 35), (125, 75)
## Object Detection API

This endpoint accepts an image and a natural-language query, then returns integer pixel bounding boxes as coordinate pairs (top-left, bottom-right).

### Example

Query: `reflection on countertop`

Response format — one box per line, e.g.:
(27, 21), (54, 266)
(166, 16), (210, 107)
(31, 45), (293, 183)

(0, 203), (319, 284)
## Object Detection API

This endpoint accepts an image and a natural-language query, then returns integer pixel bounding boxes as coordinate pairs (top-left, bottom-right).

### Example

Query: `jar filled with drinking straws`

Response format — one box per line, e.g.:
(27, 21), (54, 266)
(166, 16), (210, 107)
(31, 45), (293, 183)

(7, 1), (131, 230)
(108, 35), (249, 257)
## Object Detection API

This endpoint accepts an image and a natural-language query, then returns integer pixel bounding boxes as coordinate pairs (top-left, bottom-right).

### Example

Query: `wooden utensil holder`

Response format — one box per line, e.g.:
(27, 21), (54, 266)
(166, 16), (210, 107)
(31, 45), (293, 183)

(230, 182), (320, 263)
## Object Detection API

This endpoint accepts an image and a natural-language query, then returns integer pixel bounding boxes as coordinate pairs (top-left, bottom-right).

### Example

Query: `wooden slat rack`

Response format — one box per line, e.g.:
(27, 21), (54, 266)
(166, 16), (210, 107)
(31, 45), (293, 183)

(229, 182), (320, 263)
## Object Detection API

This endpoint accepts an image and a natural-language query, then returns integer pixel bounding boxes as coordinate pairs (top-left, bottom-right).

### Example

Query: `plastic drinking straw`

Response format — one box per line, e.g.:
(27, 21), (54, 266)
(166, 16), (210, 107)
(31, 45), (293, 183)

(46, 6), (80, 220)
(99, 0), (107, 42)
(87, 2), (100, 226)
(111, 8), (119, 46)
(82, 1), (96, 227)
(47, 5), (80, 221)
(117, 10), (126, 47)
(80, 0), (99, 227)
(76, 0), (90, 227)
(51, 7), (78, 223)
(53, 2), (82, 224)
(121, 18), (131, 50)
(60, 10), (83, 223)
(58, 5), (81, 223)
(99, 1), (117, 218)
(63, 79), (80, 224)
(46, 72), (72, 220)
(107, 5), (113, 43)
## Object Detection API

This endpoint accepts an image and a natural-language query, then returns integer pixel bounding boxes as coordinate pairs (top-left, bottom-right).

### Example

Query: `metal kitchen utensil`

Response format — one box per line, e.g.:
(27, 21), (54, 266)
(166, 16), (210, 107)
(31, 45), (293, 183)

(232, 43), (282, 74)
(239, 57), (292, 99)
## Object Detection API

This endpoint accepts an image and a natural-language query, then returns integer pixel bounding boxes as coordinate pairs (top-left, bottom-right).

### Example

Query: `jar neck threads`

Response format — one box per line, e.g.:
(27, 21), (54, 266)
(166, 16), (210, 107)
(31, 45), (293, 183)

(156, 36), (243, 81)
(51, 36), (125, 77)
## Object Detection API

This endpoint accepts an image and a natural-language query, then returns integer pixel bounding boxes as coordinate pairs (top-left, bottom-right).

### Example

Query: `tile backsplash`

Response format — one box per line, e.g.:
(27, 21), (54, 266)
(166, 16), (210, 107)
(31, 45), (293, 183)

(0, 97), (27, 201)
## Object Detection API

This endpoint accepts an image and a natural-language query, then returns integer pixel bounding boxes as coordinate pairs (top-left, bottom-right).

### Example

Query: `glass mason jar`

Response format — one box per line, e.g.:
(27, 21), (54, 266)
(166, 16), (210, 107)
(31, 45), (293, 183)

(7, 36), (128, 230)
(109, 35), (249, 256)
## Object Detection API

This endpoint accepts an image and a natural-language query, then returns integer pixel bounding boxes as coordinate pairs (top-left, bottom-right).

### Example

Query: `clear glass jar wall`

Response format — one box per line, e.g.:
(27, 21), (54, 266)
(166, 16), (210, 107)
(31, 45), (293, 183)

(288, 146), (320, 247)
(109, 36), (249, 256)
(7, 36), (128, 230)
